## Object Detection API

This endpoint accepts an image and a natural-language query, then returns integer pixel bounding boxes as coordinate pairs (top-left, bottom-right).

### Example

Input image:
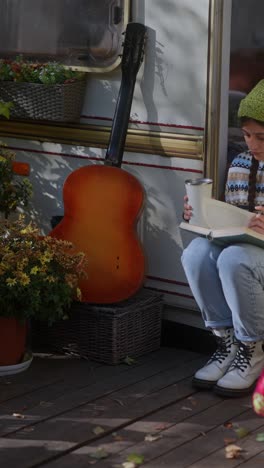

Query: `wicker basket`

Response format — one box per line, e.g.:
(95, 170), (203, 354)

(32, 289), (163, 365)
(0, 79), (87, 122)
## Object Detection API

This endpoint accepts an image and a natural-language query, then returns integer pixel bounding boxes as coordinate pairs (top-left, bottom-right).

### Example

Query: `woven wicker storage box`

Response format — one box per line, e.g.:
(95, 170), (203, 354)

(0, 79), (86, 122)
(32, 289), (163, 364)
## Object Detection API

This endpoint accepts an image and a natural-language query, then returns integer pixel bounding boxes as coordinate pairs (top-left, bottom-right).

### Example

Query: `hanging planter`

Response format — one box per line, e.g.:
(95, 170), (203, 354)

(0, 80), (86, 122)
(0, 58), (87, 122)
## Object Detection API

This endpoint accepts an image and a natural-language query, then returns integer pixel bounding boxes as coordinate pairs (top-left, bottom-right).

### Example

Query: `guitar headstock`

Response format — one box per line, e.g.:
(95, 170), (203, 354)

(121, 22), (147, 79)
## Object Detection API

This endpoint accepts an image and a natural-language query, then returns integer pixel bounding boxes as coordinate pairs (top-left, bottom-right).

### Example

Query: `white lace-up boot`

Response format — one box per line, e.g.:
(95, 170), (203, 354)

(192, 328), (239, 389)
(214, 340), (264, 397)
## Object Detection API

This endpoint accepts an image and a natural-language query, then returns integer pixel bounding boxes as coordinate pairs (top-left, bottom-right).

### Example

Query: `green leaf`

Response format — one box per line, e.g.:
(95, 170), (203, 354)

(256, 433), (264, 442)
(126, 453), (145, 465)
(90, 448), (109, 459)
(235, 427), (249, 439)
(123, 356), (136, 366)
(0, 101), (13, 118)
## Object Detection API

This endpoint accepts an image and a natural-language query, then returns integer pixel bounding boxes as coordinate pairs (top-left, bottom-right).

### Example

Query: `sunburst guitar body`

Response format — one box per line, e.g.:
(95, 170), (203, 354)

(50, 23), (147, 303)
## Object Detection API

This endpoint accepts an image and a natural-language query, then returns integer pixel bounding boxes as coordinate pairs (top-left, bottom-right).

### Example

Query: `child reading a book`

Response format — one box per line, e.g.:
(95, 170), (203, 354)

(181, 79), (264, 398)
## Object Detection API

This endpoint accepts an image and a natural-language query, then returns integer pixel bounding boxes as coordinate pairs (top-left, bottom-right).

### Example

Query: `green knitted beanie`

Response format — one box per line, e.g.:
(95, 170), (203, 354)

(238, 79), (264, 122)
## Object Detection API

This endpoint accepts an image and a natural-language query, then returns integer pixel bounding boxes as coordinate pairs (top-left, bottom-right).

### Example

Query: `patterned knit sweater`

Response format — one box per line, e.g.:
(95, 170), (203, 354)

(225, 151), (264, 208)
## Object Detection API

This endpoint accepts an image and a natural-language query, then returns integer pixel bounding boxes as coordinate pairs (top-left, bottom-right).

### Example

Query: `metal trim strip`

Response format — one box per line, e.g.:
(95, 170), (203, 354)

(0, 121), (204, 159)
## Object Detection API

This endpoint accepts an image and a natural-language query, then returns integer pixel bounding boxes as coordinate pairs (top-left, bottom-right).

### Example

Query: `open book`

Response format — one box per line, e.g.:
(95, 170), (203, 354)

(180, 198), (264, 248)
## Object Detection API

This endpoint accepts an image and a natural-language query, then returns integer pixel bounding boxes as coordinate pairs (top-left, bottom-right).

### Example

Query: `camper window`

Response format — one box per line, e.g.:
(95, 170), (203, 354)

(0, 0), (129, 72)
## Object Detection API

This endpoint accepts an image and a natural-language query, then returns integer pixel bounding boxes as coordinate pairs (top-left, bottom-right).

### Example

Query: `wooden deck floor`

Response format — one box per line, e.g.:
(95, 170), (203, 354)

(1, 347), (264, 468)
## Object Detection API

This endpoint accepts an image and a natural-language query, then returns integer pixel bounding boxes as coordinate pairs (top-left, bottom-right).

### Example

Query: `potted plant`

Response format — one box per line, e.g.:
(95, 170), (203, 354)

(0, 57), (87, 122)
(0, 100), (33, 221)
(0, 216), (87, 370)
(0, 144), (33, 220)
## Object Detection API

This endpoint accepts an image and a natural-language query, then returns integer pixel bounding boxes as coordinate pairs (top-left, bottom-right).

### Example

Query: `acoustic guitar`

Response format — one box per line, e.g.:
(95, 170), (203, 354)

(50, 22), (147, 303)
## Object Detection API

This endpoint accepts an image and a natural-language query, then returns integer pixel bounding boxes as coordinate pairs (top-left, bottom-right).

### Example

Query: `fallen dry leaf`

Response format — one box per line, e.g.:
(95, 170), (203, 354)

(39, 401), (53, 408)
(154, 423), (169, 431)
(224, 421), (233, 429)
(145, 434), (162, 442)
(111, 398), (125, 406)
(123, 356), (136, 366)
(22, 427), (35, 433)
(92, 426), (105, 436)
(187, 396), (197, 406)
(90, 448), (109, 460)
(113, 434), (124, 441)
(12, 413), (25, 419)
(225, 444), (243, 459)
(122, 463), (136, 468)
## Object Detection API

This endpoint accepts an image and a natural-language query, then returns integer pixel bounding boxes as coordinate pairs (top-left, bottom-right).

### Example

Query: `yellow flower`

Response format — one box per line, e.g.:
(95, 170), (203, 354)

(0, 262), (7, 274)
(6, 277), (17, 287)
(76, 287), (82, 300)
(46, 275), (56, 283)
(19, 273), (30, 286)
(17, 258), (29, 271)
(65, 273), (77, 288)
(20, 224), (35, 235)
(30, 266), (39, 275)
(40, 251), (53, 264)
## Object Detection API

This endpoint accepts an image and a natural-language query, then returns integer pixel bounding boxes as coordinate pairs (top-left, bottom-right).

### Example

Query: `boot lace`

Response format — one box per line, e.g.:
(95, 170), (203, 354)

(228, 342), (255, 372)
(208, 332), (237, 365)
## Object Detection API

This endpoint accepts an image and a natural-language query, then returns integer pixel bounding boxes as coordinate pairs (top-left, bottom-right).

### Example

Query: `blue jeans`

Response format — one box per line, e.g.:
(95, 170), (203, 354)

(181, 237), (264, 342)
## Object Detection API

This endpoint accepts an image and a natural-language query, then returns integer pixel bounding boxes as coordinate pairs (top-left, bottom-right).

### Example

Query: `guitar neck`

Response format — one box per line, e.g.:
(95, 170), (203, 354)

(105, 75), (136, 167)
(104, 22), (146, 167)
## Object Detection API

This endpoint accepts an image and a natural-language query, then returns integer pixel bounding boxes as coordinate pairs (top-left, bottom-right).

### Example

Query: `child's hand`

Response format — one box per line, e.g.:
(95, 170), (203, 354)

(248, 206), (264, 234)
(182, 195), (193, 221)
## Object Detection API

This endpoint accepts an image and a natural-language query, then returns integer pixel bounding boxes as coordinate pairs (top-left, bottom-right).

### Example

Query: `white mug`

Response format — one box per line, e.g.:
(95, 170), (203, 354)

(185, 178), (213, 226)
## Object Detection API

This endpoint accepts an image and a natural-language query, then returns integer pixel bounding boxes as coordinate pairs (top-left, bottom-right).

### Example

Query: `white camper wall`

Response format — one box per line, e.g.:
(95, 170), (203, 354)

(1, 0), (213, 324)
(82, 0), (210, 132)
(80, 0), (210, 316)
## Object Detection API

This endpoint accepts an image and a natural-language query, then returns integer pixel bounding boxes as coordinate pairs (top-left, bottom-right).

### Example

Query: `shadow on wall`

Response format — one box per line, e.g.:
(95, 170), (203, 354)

(157, 0), (207, 127)
(13, 139), (104, 234)
(125, 160), (186, 281)
(84, 0), (206, 132)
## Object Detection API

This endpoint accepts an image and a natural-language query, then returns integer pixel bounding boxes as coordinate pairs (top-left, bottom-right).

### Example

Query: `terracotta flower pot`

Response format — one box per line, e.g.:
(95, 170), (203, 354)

(0, 317), (27, 366)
